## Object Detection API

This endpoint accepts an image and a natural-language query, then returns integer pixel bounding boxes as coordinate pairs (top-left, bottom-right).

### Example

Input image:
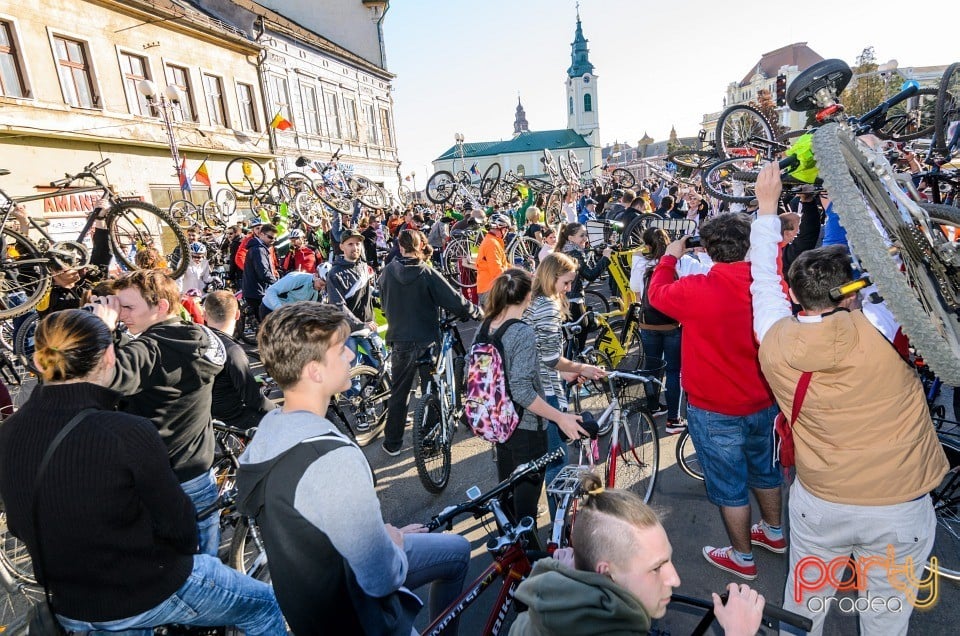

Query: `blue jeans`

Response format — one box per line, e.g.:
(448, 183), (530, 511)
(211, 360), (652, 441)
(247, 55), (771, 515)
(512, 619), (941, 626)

(404, 531), (471, 635)
(543, 394), (571, 518)
(180, 469), (220, 557)
(56, 554), (285, 635)
(639, 328), (681, 419)
(686, 403), (781, 507)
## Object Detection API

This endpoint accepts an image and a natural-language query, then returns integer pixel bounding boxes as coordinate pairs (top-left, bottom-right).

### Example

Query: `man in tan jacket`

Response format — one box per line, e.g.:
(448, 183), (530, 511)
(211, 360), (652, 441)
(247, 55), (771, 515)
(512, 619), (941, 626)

(750, 163), (948, 636)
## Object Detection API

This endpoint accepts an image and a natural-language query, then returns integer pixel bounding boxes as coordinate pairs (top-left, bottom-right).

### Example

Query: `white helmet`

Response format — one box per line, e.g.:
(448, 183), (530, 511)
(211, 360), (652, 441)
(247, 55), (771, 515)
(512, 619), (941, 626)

(316, 262), (332, 279)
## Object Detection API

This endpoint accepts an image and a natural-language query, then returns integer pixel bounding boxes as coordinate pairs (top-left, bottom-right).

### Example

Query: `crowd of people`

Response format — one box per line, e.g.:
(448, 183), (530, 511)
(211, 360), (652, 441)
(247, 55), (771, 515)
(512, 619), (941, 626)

(0, 156), (950, 636)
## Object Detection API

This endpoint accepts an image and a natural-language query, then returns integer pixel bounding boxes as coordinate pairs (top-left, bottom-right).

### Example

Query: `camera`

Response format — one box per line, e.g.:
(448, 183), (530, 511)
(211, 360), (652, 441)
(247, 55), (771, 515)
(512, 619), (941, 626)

(686, 236), (702, 249)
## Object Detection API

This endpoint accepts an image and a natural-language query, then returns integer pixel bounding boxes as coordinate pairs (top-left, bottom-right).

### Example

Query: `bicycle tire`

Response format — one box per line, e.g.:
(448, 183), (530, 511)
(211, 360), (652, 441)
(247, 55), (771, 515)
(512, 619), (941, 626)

(606, 408), (658, 503)
(426, 170), (456, 204)
(412, 393), (452, 493)
(168, 199), (199, 229)
(667, 149), (717, 170)
(0, 508), (35, 584)
(351, 175), (388, 210)
(294, 190), (325, 227)
(507, 235), (541, 272)
(214, 188), (238, 219)
(716, 104), (775, 160)
(567, 150), (582, 182)
(455, 170), (472, 187)
(12, 311), (38, 373)
(333, 365), (389, 447)
(440, 238), (477, 289)
(813, 122), (960, 385)
(0, 228), (51, 321)
(544, 190), (563, 226)
(701, 156), (759, 204)
(199, 200), (226, 230)
(676, 429), (704, 481)
(582, 288), (609, 315)
(228, 515), (270, 580)
(237, 302), (259, 346)
(926, 434), (960, 580)
(611, 168), (636, 189)
(398, 185), (413, 205)
(313, 180), (353, 216)
(934, 62), (960, 160)
(225, 157), (266, 195)
(873, 87), (938, 142)
(107, 201), (190, 279)
(480, 163), (501, 198)
(622, 214), (664, 248)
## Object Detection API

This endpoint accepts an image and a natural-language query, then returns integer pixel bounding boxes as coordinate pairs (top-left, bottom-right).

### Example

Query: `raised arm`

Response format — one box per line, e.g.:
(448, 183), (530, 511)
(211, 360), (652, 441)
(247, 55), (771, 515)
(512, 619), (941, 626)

(750, 163), (792, 343)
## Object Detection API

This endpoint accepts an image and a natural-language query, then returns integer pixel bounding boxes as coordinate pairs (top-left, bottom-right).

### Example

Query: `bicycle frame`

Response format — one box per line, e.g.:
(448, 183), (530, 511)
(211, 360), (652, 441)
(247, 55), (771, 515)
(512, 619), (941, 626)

(423, 324), (462, 427)
(591, 309), (640, 369)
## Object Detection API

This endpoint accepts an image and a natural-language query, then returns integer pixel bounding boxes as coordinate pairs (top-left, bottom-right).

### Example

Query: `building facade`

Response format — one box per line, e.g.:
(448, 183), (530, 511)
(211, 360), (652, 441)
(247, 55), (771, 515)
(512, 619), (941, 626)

(0, 0), (269, 240)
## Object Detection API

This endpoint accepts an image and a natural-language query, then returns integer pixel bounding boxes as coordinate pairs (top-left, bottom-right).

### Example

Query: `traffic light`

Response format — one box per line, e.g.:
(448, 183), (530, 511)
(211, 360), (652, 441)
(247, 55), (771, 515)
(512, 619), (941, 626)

(776, 74), (787, 107)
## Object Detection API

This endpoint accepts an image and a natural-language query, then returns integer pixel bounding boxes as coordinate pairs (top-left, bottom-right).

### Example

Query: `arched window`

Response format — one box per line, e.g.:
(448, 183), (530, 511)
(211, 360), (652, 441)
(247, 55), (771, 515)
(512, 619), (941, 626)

(584, 93), (592, 113)
(516, 164), (525, 176)
(569, 96), (573, 115)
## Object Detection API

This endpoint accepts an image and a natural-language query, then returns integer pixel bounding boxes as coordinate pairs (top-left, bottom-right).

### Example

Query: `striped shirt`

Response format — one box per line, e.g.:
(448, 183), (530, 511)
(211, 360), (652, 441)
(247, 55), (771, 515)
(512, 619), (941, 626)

(524, 295), (568, 410)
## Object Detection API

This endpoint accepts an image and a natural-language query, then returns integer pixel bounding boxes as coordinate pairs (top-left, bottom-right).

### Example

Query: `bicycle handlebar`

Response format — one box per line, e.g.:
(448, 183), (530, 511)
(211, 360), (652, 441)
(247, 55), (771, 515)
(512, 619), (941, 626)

(86, 158), (111, 173)
(426, 448), (564, 531)
(855, 82), (919, 132)
(669, 592), (813, 632)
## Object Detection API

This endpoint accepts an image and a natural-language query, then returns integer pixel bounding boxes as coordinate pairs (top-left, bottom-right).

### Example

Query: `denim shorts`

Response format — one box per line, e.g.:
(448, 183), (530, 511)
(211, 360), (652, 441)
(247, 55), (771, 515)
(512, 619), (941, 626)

(686, 403), (781, 507)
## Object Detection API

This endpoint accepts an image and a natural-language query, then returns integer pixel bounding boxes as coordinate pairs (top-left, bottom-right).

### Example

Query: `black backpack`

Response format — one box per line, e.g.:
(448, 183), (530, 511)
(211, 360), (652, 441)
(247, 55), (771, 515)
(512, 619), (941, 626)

(640, 266), (678, 326)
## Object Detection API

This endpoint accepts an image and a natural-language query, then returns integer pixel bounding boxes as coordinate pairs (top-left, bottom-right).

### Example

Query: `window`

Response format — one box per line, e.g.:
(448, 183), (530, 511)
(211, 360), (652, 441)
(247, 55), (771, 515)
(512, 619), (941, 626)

(343, 96), (358, 140)
(165, 64), (196, 122)
(120, 52), (151, 116)
(237, 82), (259, 132)
(53, 35), (96, 108)
(568, 96), (573, 115)
(202, 73), (227, 126)
(323, 90), (341, 139)
(364, 103), (378, 144)
(583, 93), (592, 113)
(0, 21), (27, 97)
(379, 108), (393, 147)
(300, 83), (321, 135)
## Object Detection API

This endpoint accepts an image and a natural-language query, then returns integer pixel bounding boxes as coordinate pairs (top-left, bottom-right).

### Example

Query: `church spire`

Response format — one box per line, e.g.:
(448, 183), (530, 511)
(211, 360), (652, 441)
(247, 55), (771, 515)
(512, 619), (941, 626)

(513, 95), (529, 135)
(567, 6), (594, 78)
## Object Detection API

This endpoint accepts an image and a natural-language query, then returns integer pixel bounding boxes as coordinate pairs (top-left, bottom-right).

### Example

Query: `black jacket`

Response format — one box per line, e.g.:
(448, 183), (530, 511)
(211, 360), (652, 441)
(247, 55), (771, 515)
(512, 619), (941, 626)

(327, 255), (374, 330)
(209, 328), (275, 428)
(562, 245), (609, 298)
(0, 383), (196, 621)
(379, 256), (481, 343)
(109, 318), (226, 482)
(242, 236), (277, 300)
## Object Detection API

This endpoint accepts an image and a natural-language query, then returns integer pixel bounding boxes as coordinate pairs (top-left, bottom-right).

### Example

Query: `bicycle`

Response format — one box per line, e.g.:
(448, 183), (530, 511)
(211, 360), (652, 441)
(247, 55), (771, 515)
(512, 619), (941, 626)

(425, 163), (501, 208)
(326, 328), (391, 447)
(927, 417), (960, 581)
(930, 62), (959, 164)
(0, 159), (190, 319)
(440, 226), (542, 291)
(660, 592), (813, 635)
(413, 314), (468, 493)
(420, 448), (563, 635)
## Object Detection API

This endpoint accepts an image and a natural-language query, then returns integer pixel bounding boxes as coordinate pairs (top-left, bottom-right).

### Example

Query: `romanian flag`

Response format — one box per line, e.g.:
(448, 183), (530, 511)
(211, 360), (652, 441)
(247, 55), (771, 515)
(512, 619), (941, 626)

(404, 174), (411, 182)
(469, 162), (480, 176)
(194, 160), (211, 187)
(270, 112), (293, 131)
(179, 158), (191, 192)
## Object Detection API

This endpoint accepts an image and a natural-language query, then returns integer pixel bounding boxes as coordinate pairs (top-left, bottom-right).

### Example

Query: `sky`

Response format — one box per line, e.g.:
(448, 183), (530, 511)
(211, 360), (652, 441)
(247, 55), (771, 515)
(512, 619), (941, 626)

(382, 0), (960, 185)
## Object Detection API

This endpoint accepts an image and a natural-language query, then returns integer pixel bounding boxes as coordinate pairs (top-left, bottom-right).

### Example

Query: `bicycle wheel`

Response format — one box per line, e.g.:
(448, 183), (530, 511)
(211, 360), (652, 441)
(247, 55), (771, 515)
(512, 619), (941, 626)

(200, 200), (226, 230)
(927, 433), (960, 580)
(701, 156), (758, 204)
(215, 188), (238, 220)
(412, 393), (452, 493)
(544, 190), (563, 226)
(398, 185), (413, 205)
(558, 154), (574, 183)
(168, 199), (199, 229)
(667, 149), (717, 171)
(583, 289), (609, 315)
(314, 181), (353, 216)
(480, 163), (501, 198)
(12, 311), (38, 373)
(426, 170), (456, 204)
(333, 365), (389, 447)
(440, 238), (476, 289)
(351, 175), (388, 210)
(813, 122), (960, 385)
(0, 228), (51, 321)
(676, 429), (704, 481)
(873, 87), (937, 142)
(294, 190), (325, 227)
(507, 235), (541, 272)
(606, 408), (658, 503)
(566, 150), (582, 182)
(0, 509), (34, 584)
(623, 214), (664, 248)
(612, 168), (636, 189)
(715, 104), (775, 159)
(107, 201), (190, 279)
(935, 62), (960, 160)
(225, 157), (266, 195)
(228, 515), (270, 580)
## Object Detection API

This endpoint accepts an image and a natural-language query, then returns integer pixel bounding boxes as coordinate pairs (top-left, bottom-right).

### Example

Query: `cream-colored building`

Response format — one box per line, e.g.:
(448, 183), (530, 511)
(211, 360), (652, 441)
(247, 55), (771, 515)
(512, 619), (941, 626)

(0, 0), (269, 240)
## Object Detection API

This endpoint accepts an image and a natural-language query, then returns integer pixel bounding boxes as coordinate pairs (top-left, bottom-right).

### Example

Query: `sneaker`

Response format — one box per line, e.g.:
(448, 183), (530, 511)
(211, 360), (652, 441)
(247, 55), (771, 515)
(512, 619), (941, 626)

(665, 419), (687, 435)
(702, 546), (757, 580)
(382, 442), (403, 457)
(649, 405), (668, 417)
(751, 523), (787, 554)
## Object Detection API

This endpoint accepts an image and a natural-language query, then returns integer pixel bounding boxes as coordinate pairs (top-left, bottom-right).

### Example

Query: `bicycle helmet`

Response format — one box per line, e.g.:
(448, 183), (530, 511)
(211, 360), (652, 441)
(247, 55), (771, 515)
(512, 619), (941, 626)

(289, 229), (304, 239)
(489, 213), (511, 229)
(189, 242), (207, 256)
(316, 262), (332, 279)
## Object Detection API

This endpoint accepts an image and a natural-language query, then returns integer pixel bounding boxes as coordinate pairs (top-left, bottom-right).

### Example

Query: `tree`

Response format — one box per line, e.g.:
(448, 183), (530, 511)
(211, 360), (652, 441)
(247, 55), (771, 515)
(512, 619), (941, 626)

(752, 89), (786, 139)
(842, 46), (897, 118)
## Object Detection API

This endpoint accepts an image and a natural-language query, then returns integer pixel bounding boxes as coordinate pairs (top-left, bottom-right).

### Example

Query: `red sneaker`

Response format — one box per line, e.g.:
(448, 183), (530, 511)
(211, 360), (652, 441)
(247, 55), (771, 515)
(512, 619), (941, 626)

(702, 546), (757, 580)
(750, 523), (787, 554)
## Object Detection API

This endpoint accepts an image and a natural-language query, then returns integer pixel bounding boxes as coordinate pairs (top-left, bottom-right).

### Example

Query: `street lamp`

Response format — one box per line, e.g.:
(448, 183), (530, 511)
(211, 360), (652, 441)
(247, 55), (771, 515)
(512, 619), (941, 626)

(138, 79), (185, 186)
(410, 170), (416, 193)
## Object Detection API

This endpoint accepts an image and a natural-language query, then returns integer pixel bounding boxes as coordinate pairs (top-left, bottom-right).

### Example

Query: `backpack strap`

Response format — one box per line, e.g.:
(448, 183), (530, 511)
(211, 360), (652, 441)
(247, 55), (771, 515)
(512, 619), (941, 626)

(789, 371), (813, 425)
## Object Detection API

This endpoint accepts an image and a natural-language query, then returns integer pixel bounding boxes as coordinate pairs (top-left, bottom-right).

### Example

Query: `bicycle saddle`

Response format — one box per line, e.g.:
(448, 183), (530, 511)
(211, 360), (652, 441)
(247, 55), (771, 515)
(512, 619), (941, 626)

(787, 58), (853, 113)
(0, 169), (9, 176)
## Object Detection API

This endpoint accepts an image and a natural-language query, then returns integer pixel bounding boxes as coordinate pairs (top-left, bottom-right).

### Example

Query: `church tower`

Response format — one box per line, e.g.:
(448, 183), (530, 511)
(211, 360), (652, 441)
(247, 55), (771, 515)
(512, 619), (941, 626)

(513, 96), (530, 136)
(565, 8), (598, 141)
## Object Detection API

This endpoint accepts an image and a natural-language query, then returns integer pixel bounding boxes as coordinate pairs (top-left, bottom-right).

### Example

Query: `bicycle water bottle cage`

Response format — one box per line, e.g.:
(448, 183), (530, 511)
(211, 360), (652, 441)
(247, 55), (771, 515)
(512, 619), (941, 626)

(784, 134), (819, 184)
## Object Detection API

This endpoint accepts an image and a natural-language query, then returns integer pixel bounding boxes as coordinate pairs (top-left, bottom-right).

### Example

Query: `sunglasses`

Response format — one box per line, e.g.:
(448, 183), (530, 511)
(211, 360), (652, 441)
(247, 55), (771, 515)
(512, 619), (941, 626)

(263, 234), (277, 240)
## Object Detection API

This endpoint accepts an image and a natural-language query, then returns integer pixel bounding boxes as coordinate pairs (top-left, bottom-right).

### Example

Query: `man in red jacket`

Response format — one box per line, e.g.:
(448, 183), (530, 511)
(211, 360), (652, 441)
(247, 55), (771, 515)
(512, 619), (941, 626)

(647, 213), (782, 581)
